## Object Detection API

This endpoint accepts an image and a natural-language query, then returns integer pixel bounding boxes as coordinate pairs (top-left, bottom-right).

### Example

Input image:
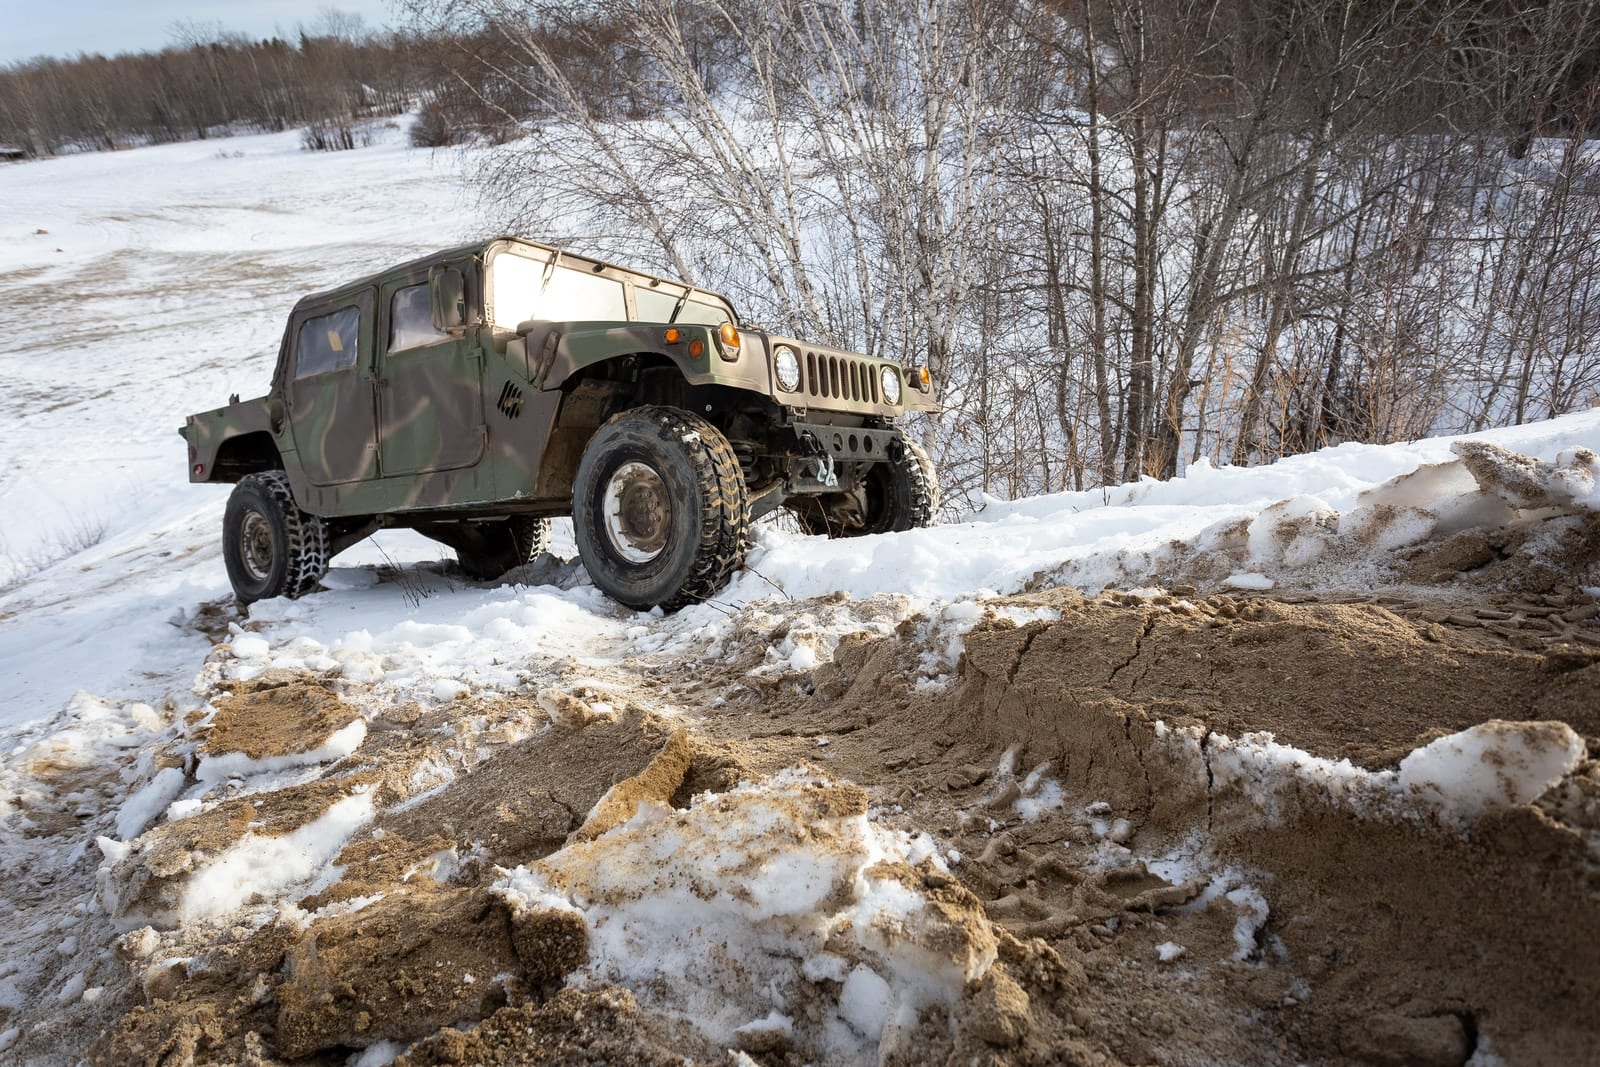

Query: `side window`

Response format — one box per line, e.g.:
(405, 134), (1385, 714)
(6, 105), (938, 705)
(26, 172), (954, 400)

(389, 282), (449, 354)
(295, 306), (361, 379)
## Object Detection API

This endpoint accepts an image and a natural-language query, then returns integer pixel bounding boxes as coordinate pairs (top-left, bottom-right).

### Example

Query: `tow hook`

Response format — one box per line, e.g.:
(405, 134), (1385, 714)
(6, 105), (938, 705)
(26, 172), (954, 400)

(813, 453), (839, 488)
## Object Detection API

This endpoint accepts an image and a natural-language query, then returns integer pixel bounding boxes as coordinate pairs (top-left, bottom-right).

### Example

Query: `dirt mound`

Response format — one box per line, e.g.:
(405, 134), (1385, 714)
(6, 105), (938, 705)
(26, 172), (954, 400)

(202, 680), (359, 761)
(739, 589), (1600, 1065)
(51, 581), (1600, 1067)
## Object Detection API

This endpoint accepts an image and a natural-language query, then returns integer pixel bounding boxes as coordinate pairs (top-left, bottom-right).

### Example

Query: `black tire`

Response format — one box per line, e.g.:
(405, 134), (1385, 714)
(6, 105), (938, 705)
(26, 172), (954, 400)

(793, 435), (937, 538)
(222, 471), (329, 605)
(573, 406), (750, 611)
(456, 516), (552, 581)
(905, 439), (941, 518)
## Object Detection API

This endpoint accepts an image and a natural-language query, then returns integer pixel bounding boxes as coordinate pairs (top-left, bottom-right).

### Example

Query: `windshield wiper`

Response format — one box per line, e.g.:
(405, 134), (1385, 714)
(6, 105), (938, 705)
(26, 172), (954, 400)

(539, 249), (563, 295)
(668, 287), (694, 324)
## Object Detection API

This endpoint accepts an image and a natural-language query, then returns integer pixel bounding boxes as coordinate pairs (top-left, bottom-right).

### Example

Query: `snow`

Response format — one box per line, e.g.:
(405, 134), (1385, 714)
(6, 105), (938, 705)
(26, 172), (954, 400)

(348, 1040), (405, 1067)
(1155, 719), (1586, 828)
(1397, 723), (1586, 822)
(735, 1010), (796, 1045)
(499, 769), (990, 1059)
(1225, 885), (1270, 962)
(195, 718), (368, 784)
(1155, 941), (1186, 963)
(114, 766), (188, 841)
(162, 789), (375, 926)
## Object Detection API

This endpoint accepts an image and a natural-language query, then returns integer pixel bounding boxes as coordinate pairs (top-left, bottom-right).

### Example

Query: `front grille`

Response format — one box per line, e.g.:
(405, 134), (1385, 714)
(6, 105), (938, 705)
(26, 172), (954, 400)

(803, 352), (880, 405)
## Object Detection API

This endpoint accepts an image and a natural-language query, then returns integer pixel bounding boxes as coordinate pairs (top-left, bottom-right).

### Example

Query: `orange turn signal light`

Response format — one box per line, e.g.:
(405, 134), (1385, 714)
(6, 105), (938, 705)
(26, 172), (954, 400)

(719, 322), (740, 349)
(688, 338), (705, 359)
(915, 366), (931, 389)
(664, 327), (681, 344)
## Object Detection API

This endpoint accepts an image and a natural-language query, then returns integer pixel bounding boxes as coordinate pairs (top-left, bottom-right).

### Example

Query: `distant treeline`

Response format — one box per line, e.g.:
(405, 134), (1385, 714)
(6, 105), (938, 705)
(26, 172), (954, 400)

(0, 16), (422, 155)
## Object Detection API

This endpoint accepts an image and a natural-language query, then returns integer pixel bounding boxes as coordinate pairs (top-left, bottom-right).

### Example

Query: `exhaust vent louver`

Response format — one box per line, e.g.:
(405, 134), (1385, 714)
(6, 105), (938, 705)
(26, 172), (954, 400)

(497, 381), (525, 418)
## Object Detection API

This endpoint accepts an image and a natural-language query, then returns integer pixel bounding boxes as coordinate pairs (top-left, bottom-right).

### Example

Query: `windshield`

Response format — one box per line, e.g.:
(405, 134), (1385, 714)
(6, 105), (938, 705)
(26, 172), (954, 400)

(487, 247), (736, 330)
(633, 285), (734, 327)
(490, 252), (626, 328)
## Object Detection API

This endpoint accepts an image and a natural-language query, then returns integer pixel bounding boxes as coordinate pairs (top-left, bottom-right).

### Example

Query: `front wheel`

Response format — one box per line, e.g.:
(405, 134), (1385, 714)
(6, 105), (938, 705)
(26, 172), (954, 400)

(222, 471), (329, 604)
(572, 406), (750, 611)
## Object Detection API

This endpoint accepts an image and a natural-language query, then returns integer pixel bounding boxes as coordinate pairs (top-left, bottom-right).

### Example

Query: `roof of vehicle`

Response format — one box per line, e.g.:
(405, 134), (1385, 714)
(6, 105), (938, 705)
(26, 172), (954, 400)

(291, 236), (738, 320)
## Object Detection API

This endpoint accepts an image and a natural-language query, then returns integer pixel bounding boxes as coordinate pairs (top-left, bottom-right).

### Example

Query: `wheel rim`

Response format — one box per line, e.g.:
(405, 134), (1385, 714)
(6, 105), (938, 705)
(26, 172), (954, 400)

(238, 510), (275, 582)
(602, 461), (671, 564)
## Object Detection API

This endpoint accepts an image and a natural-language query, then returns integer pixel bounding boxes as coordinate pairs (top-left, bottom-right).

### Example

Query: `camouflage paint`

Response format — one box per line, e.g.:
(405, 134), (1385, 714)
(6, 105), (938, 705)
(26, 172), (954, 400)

(182, 236), (938, 522)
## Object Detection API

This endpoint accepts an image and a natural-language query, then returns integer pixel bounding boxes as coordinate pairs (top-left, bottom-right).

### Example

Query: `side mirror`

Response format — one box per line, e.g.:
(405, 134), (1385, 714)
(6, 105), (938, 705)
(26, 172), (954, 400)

(430, 267), (467, 332)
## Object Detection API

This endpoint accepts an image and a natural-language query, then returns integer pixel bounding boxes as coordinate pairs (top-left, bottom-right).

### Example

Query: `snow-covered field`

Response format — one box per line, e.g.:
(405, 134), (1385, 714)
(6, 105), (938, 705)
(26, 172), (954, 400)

(3, 124), (1598, 1066)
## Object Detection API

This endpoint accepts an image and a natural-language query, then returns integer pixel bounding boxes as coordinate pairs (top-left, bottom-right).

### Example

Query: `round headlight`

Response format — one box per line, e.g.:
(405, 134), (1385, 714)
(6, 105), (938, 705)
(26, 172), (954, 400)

(880, 365), (902, 405)
(774, 345), (801, 392)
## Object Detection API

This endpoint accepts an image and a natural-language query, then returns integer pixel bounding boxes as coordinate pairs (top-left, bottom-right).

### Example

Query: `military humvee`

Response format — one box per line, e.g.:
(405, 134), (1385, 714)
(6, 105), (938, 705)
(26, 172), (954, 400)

(183, 237), (940, 610)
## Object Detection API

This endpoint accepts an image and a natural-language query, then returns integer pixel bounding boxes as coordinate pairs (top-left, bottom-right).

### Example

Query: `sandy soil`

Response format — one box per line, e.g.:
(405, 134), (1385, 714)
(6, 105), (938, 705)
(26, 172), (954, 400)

(6, 520), (1599, 1067)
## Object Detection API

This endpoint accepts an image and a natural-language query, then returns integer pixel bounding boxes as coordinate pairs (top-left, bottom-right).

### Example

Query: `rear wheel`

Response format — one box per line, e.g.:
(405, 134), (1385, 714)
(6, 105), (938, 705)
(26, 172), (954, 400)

(573, 406), (749, 611)
(793, 436), (937, 538)
(222, 471), (329, 604)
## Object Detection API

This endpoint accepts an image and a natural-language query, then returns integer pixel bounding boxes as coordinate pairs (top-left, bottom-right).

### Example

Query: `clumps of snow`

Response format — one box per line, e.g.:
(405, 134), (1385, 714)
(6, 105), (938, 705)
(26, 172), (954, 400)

(0, 692), (170, 825)
(980, 745), (1068, 823)
(1015, 765), (1066, 823)
(221, 585), (628, 712)
(195, 719), (367, 785)
(838, 966), (894, 1043)
(178, 788), (375, 924)
(228, 633), (271, 661)
(716, 593), (923, 686)
(1550, 447), (1600, 509)
(1171, 435), (1600, 591)
(1142, 837), (1280, 964)
(348, 1039), (405, 1067)
(505, 768), (996, 1062)
(1397, 723), (1585, 821)
(915, 600), (1060, 686)
(53, 971), (87, 1005)
(1155, 719), (1585, 828)
(1224, 885), (1270, 962)
(166, 798), (203, 821)
(1247, 495), (1337, 566)
(734, 1010), (796, 1048)
(493, 865), (583, 917)
(114, 767), (188, 840)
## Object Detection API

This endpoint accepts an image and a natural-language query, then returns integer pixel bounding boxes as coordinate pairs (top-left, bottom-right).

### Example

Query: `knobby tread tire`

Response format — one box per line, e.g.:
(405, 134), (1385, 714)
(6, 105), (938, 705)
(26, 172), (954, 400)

(574, 405), (750, 611)
(456, 516), (553, 581)
(255, 471), (329, 598)
(905, 439), (941, 521)
(226, 471), (328, 603)
(662, 408), (751, 610)
(511, 515), (553, 562)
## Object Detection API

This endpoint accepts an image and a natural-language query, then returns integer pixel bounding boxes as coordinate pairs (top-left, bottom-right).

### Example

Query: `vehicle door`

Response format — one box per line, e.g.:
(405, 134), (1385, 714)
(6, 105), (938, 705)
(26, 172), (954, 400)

(285, 291), (379, 486)
(375, 275), (486, 477)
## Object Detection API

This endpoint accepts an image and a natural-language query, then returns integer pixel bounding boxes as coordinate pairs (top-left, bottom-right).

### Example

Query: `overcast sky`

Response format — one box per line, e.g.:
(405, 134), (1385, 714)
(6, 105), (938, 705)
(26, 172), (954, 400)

(0, 0), (402, 65)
